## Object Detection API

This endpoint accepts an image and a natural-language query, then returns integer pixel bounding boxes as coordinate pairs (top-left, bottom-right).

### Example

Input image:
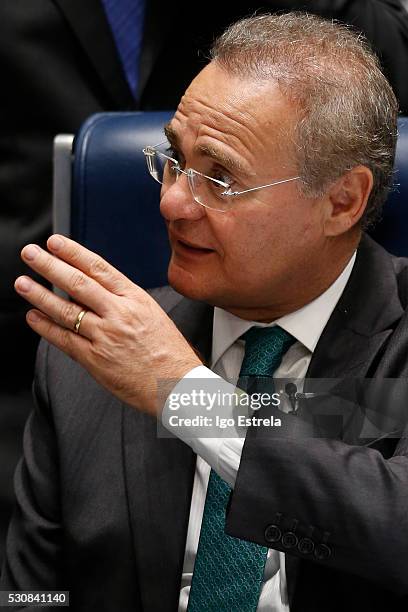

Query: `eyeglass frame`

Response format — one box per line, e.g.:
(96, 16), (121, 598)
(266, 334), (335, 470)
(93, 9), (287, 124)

(142, 141), (301, 212)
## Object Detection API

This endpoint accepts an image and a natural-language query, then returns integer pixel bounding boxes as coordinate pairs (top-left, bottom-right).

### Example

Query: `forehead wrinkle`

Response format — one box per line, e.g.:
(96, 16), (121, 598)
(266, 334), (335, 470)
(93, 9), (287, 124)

(213, 105), (268, 155)
(193, 95), (265, 156)
(165, 117), (254, 176)
(173, 90), (283, 175)
(180, 88), (262, 137)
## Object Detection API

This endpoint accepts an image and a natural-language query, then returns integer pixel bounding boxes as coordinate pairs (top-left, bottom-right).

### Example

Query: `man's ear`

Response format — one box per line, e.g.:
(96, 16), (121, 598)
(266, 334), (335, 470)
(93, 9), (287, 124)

(323, 166), (373, 236)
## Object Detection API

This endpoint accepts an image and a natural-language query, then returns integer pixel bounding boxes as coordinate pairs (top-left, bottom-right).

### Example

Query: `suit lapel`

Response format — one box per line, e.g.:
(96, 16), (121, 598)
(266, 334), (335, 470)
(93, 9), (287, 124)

(52, 0), (135, 108)
(287, 235), (404, 607)
(123, 294), (213, 611)
(306, 234), (403, 381)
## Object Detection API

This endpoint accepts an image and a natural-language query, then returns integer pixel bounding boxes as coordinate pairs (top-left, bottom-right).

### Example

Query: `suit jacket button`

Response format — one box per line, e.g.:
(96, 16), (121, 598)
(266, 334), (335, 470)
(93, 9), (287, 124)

(314, 543), (332, 560)
(282, 531), (298, 548)
(264, 524), (282, 543)
(298, 537), (314, 555)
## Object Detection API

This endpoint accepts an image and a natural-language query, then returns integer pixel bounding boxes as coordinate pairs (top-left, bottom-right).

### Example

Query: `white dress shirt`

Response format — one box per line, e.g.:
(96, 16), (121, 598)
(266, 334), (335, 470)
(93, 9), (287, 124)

(163, 253), (356, 611)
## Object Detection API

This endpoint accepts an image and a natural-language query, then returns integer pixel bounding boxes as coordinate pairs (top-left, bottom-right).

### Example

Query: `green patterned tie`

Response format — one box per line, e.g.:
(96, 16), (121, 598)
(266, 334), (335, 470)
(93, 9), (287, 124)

(187, 326), (296, 612)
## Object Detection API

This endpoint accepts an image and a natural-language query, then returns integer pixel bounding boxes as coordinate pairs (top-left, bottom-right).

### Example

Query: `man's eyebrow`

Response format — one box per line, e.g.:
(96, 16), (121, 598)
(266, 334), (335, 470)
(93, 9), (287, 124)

(195, 144), (247, 175)
(164, 123), (178, 146)
(163, 123), (249, 175)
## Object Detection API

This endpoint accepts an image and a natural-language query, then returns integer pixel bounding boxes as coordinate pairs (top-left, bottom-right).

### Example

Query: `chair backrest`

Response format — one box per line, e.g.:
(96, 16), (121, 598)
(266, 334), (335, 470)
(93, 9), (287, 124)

(53, 113), (408, 291)
(54, 111), (173, 288)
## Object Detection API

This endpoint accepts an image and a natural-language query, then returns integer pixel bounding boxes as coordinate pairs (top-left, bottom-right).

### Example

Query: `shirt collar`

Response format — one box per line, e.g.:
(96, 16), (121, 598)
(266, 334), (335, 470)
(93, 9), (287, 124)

(211, 252), (356, 366)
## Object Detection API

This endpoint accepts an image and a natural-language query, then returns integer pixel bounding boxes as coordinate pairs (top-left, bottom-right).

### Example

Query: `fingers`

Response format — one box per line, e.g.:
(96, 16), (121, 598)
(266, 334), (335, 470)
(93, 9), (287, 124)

(20, 243), (112, 316)
(14, 276), (98, 340)
(25, 309), (90, 361)
(46, 235), (134, 295)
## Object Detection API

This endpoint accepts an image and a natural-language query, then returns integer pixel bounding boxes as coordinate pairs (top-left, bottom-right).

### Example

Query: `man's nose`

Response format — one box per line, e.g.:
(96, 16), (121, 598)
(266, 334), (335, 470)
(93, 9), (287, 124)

(160, 174), (206, 222)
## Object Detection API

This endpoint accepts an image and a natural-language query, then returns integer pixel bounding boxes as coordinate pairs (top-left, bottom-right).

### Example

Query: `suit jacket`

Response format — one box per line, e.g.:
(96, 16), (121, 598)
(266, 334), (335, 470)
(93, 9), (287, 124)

(2, 235), (408, 611)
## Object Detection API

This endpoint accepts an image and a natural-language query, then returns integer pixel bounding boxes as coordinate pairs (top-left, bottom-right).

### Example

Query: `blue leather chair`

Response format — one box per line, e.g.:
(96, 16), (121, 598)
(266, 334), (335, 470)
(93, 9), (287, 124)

(54, 111), (173, 288)
(53, 113), (408, 290)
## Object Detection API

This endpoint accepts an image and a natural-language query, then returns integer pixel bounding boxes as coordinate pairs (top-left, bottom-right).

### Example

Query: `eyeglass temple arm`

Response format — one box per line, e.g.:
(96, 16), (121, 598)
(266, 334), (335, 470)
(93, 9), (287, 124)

(223, 176), (301, 197)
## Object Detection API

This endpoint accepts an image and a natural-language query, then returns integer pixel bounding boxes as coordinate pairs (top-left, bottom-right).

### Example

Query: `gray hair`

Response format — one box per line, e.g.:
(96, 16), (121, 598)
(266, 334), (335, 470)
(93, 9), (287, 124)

(210, 13), (399, 228)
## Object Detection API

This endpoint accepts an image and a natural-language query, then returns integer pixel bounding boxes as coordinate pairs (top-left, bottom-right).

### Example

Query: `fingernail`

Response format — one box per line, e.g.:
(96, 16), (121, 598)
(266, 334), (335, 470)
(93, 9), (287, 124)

(23, 245), (40, 261)
(48, 235), (64, 251)
(15, 277), (32, 292)
(27, 311), (41, 323)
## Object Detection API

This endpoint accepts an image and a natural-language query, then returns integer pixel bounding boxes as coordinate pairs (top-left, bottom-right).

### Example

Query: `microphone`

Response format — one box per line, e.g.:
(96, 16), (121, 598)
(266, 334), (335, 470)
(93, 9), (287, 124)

(284, 382), (320, 413)
(285, 382), (298, 412)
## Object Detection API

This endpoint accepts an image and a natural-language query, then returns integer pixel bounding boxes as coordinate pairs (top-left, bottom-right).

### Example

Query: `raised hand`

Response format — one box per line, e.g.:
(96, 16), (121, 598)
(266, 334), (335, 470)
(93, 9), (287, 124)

(14, 235), (202, 415)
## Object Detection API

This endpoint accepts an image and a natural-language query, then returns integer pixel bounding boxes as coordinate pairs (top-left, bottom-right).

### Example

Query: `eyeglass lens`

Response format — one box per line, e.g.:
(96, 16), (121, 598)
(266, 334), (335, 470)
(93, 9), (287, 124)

(147, 149), (231, 210)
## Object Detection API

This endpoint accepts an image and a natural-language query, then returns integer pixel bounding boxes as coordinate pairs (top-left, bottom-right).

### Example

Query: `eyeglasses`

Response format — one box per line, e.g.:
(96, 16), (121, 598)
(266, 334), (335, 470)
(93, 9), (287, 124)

(142, 141), (300, 212)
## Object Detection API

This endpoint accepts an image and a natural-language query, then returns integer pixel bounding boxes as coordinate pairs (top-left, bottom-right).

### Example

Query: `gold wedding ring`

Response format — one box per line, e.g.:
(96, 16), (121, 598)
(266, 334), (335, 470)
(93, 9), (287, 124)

(74, 309), (87, 334)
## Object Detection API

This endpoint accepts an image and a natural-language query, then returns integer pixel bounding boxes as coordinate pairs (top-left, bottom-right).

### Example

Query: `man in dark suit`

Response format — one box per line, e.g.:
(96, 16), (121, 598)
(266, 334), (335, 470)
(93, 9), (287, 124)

(2, 0), (408, 572)
(3, 10), (408, 612)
